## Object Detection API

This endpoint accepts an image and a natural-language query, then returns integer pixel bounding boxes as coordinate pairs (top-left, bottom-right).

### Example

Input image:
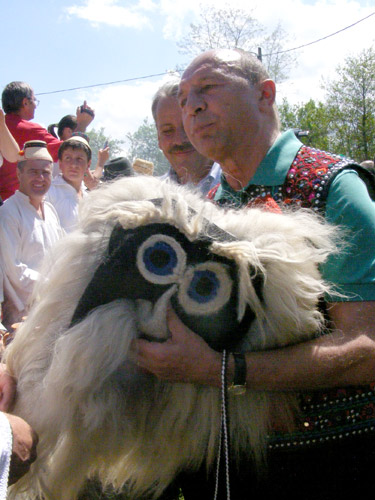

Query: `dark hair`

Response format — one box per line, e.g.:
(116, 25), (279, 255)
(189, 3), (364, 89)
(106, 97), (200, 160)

(2, 81), (34, 113)
(58, 139), (92, 162)
(151, 80), (180, 122)
(48, 115), (77, 139)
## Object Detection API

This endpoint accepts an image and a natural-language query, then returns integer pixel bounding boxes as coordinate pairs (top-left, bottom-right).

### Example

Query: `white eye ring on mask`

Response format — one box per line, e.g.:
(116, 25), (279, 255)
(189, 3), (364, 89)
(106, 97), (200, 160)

(137, 234), (187, 285)
(178, 261), (232, 316)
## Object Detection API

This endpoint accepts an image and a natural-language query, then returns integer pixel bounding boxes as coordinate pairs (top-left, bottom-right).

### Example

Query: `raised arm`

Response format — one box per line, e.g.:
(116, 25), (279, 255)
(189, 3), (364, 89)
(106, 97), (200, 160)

(0, 109), (19, 163)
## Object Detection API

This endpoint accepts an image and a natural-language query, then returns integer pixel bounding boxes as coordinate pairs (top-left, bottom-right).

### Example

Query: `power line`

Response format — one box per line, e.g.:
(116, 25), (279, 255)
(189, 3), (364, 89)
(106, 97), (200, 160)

(36, 11), (375, 97)
(263, 10), (375, 56)
(36, 71), (172, 96)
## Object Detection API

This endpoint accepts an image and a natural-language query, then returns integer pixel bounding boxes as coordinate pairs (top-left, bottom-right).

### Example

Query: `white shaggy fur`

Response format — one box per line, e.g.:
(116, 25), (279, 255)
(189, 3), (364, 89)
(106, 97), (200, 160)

(5, 176), (337, 499)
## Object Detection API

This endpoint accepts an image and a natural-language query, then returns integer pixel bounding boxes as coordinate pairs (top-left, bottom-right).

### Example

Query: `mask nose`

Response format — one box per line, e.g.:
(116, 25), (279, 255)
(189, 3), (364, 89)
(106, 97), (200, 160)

(135, 286), (176, 341)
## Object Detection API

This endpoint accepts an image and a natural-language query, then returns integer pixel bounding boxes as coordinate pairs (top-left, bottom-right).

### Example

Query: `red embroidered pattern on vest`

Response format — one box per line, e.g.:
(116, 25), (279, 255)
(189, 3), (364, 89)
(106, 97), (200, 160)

(281, 146), (356, 213)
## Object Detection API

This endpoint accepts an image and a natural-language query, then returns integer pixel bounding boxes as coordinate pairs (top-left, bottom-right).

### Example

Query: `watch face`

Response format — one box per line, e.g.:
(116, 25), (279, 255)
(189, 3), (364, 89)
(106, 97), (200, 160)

(228, 384), (247, 396)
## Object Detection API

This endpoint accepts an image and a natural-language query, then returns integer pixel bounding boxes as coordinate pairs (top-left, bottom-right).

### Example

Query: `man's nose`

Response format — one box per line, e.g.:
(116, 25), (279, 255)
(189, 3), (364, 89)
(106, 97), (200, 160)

(184, 91), (205, 115)
(175, 125), (189, 144)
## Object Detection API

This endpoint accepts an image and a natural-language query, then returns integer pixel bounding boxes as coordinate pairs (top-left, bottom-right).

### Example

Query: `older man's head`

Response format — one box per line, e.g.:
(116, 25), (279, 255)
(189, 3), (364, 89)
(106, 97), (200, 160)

(178, 49), (280, 187)
(152, 81), (213, 185)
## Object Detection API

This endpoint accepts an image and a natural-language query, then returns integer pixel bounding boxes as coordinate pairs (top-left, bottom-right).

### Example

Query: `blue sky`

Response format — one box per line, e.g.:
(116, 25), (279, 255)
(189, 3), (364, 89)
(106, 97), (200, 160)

(1, 0), (374, 153)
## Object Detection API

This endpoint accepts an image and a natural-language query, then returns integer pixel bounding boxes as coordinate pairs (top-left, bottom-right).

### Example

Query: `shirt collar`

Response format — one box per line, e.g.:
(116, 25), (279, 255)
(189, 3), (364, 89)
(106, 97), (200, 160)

(215, 130), (301, 199)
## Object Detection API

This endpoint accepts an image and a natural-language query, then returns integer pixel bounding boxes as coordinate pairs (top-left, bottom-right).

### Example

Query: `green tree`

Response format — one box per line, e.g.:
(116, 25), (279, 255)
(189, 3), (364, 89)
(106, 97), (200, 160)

(322, 47), (375, 162)
(126, 118), (169, 176)
(177, 4), (296, 83)
(87, 127), (125, 169)
(278, 98), (331, 151)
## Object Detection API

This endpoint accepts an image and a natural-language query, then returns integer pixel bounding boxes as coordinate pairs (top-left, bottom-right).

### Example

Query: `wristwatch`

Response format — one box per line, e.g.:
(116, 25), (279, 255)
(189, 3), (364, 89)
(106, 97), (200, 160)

(228, 352), (247, 395)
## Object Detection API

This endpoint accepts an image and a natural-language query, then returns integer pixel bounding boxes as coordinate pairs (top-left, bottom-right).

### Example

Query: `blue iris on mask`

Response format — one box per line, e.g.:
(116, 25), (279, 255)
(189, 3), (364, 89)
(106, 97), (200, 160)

(143, 241), (178, 277)
(187, 270), (219, 304)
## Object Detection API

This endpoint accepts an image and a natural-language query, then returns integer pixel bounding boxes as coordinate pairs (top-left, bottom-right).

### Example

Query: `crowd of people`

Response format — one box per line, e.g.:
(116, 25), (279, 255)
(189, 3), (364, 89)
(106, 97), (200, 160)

(0, 47), (374, 498)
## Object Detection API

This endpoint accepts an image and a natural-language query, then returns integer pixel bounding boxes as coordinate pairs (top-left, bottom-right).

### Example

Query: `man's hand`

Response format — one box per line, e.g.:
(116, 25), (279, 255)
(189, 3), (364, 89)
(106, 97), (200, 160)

(83, 168), (100, 191)
(76, 101), (95, 131)
(97, 147), (110, 168)
(132, 307), (222, 387)
(4, 413), (38, 485)
(0, 363), (16, 411)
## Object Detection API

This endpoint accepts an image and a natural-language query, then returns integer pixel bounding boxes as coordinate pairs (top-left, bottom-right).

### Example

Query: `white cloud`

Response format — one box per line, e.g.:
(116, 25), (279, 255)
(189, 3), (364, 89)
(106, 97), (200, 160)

(65, 0), (155, 29)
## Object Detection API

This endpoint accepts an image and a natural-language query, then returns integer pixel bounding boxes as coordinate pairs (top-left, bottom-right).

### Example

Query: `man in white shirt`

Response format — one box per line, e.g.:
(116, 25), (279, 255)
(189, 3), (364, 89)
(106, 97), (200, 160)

(152, 81), (221, 195)
(0, 140), (64, 331)
(46, 136), (91, 233)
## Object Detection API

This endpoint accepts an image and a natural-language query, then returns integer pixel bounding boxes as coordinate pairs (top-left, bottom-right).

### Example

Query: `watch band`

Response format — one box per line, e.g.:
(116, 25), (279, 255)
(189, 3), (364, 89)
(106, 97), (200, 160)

(228, 352), (247, 395)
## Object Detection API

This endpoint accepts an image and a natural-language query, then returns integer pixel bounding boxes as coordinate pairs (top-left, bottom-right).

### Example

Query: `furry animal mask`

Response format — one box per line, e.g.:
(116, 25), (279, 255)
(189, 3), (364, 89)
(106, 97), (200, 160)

(5, 176), (336, 500)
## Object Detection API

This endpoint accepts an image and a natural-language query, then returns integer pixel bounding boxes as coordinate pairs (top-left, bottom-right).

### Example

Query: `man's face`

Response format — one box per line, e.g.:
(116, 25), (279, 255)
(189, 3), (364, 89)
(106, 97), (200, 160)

(155, 95), (212, 182)
(178, 52), (262, 164)
(17, 160), (52, 199)
(59, 147), (90, 185)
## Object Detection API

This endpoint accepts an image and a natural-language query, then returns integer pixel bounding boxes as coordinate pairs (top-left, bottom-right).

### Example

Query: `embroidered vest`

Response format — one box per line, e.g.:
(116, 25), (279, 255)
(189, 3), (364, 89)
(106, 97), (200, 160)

(209, 145), (375, 214)
(281, 145), (375, 213)
(211, 145), (375, 450)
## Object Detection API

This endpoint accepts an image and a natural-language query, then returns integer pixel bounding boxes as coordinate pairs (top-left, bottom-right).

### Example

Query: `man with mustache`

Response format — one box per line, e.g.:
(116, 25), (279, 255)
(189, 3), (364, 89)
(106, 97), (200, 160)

(152, 81), (221, 194)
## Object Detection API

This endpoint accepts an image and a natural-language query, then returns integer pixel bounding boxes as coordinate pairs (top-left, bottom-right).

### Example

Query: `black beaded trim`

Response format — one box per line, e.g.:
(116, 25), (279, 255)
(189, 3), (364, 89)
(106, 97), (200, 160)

(268, 384), (375, 450)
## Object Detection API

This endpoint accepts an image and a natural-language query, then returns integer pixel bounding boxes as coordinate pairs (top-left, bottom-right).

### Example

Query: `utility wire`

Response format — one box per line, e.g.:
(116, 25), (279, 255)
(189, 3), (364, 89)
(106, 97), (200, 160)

(36, 11), (375, 97)
(263, 10), (375, 56)
(36, 72), (172, 96)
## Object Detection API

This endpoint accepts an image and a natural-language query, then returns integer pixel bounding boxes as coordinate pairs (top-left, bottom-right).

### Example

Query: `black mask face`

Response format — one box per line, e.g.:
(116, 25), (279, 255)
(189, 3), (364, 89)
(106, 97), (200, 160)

(71, 222), (263, 351)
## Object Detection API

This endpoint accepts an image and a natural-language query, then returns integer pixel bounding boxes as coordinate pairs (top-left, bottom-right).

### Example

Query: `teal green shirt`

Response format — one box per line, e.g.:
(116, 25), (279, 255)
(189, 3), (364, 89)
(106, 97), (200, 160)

(214, 130), (375, 302)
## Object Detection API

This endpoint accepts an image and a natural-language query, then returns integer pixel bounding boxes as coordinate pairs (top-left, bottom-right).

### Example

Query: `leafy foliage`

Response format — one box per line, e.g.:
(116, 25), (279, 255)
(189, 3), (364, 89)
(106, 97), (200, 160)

(278, 98), (331, 151)
(279, 47), (375, 162)
(322, 47), (375, 162)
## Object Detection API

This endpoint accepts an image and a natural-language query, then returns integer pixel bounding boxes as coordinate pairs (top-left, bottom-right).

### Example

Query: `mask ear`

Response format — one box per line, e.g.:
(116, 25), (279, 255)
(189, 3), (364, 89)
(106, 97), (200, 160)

(70, 224), (132, 327)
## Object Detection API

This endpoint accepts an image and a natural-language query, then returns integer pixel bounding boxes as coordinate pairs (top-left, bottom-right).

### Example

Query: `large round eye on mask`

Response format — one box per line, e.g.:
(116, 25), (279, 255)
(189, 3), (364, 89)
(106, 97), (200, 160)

(178, 261), (232, 315)
(137, 234), (187, 285)
(171, 261), (256, 352)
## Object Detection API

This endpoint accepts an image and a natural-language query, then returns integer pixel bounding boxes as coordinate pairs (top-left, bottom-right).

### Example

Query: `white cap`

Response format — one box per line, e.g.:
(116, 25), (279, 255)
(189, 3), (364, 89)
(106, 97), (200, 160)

(18, 140), (53, 163)
(65, 135), (91, 150)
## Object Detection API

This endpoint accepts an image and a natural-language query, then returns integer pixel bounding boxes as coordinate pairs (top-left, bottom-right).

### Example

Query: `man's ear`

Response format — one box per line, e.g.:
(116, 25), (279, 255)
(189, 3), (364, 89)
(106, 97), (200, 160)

(259, 79), (276, 107)
(21, 97), (29, 109)
(157, 130), (162, 150)
(87, 159), (92, 169)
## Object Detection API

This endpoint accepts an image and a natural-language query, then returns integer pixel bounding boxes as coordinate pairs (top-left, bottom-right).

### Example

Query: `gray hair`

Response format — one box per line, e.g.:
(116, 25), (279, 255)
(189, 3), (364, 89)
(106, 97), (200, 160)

(2, 81), (34, 113)
(151, 80), (180, 122)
